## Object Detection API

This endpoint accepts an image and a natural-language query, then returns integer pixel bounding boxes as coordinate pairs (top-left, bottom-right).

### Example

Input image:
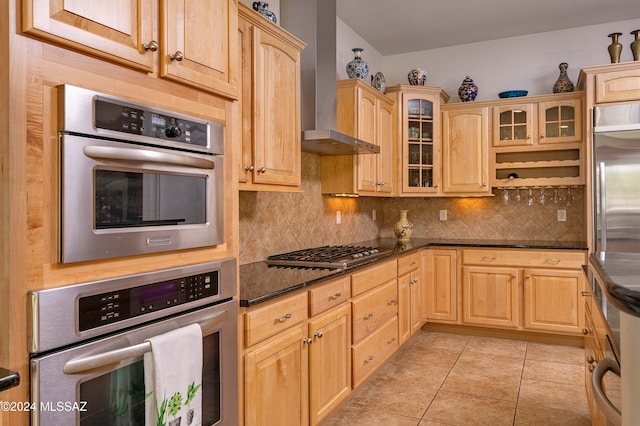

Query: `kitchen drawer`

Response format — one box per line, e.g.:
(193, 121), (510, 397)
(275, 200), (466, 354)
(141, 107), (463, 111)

(397, 251), (420, 276)
(462, 248), (586, 269)
(351, 280), (398, 344)
(351, 259), (397, 297)
(308, 276), (350, 317)
(244, 292), (308, 347)
(352, 315), (398, 388)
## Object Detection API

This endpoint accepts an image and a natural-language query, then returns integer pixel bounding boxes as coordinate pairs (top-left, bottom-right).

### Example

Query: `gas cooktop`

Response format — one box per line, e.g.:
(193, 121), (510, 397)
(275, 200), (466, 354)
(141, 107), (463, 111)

(266, 245), (391, 270)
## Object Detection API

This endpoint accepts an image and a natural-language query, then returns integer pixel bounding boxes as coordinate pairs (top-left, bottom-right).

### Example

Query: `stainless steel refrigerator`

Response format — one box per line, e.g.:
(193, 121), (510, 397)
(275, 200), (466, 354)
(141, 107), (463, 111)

(593, 103), (640, 253)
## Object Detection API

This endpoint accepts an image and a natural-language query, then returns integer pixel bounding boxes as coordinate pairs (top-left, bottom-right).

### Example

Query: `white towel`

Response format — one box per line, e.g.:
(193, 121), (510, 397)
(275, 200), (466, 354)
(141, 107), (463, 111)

(144, 323), (203, 426)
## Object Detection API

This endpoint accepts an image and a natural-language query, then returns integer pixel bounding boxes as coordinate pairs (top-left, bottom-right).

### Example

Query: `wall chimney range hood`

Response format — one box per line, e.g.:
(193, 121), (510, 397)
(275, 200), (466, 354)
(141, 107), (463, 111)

(280, 0), (380, 155)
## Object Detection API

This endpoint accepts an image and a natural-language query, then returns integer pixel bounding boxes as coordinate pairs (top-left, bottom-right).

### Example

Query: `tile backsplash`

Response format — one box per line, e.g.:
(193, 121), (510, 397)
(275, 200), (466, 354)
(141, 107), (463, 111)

(239, 153), (585, 264)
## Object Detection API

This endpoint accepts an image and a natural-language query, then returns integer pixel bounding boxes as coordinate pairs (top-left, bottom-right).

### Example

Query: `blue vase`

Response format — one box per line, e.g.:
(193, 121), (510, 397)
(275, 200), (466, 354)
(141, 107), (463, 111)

(346, 48), (369, 80)
(252, 2), (277, 24)
(458, 76), (478, 102)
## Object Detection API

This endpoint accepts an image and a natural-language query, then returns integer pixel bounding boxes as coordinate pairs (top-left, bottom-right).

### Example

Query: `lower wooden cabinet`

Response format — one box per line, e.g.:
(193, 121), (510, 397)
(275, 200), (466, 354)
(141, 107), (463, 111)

(422, 249), (458, 323)
(308, 304), (351, 425)
(351, 316), (398, 388)
(244, 325), (309, 426)
(461, 248), (586, 334)
(398, 251), (423, 345)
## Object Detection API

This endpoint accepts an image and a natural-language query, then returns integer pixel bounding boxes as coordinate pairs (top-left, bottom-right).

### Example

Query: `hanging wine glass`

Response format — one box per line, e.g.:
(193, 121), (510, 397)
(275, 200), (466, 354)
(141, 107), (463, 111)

(514, 187), (522, 203)
(566, 186), (574, 206)
(502, 188), (510, 204)
(552, 187), (560, 204)
(527, 187), (535, 206)
(539, 187), (546, 205)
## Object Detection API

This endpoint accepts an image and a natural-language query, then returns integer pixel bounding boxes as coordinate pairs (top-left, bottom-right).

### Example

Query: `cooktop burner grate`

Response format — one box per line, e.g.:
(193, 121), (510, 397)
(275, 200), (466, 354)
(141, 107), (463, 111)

(266, 245), (390, 269)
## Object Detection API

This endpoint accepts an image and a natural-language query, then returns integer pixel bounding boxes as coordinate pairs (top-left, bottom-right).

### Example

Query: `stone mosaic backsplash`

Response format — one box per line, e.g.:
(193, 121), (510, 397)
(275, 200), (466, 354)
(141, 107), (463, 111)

(238, 153), (585, 264)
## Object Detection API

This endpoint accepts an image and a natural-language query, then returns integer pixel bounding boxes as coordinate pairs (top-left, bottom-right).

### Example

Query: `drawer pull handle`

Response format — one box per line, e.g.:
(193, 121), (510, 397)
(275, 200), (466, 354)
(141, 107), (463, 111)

(388, 337), (396, 344)
(544, 258), (561, 265)
(363, 312), (374, 320)
(329, 292), (342, 300)
(387, 299), (396, 305)
(275, 313), (292, 323)
(409, 261), (417, 266)
(481, 256), (496, 262)
(364, 355), (374, 364)
(581, 291), (590, 297)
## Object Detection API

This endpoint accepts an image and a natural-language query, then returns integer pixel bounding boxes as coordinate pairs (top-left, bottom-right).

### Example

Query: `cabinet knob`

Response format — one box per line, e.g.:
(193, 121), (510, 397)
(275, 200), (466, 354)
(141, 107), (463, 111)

(482, 182), (487, 187)
(434, 184), (439, 188)
(257, 167), (267, 173)
(582, 328), (589, 335)
(303, 337), (313, 345)
(587, 355), (595, 364)
(314, 331), (323, 339)
(527, 135), (532, 139)
(143, 40), (159, 52)
(540, 134), (546, 138)
(170, 51), (184, 61)
(244, 165), (255, 171)
(511, 274), (516, 278)
(589, 364), (595, 372)
(525, 274), (531, 279)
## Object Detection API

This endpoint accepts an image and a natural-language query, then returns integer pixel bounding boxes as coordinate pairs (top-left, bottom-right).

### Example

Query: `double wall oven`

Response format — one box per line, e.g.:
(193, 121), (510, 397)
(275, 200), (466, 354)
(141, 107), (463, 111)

(58, 85), (225, 263)
(29, 258), (238, 425)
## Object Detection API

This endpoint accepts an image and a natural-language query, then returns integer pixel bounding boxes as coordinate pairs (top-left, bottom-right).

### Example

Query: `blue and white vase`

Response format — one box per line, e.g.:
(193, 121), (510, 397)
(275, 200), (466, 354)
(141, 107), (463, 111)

(458, 76), (478, 102)
(407, 68), (427, 85)
(252, 2), (277, 24)
(346, 48), (369, 80)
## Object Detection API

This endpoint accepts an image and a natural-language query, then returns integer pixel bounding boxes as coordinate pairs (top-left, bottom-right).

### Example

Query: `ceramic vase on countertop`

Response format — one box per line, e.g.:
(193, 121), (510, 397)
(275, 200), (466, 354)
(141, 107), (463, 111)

(393, 210), (414, 242)
(458, 76), (478, 102)
(608, 32), (623, 63)
(552, 62), (574, 93)
(346, 48), (369, 80)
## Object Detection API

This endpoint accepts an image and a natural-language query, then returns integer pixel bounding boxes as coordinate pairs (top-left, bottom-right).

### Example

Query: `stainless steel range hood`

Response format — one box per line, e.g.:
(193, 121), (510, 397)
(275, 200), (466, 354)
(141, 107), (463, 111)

(280, 0), (379, 155)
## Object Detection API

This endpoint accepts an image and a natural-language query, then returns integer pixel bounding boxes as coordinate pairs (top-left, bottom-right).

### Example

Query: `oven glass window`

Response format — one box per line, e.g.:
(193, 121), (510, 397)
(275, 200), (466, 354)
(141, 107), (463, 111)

(95, 170), (206, 229)
(79, 333), (220, 425)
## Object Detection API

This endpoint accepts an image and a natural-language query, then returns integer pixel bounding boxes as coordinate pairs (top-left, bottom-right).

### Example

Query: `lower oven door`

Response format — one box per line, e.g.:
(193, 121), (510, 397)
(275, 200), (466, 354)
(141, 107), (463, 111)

(30, 299), (237, 426)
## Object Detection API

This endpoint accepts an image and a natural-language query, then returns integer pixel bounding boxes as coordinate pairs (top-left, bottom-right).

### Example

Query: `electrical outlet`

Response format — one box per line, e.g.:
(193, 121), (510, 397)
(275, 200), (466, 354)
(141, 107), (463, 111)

(336, 211), (341, 224)
(439, 210), (447, 221)
(557, 210), (566, 222)
(372, 209), (376, 221)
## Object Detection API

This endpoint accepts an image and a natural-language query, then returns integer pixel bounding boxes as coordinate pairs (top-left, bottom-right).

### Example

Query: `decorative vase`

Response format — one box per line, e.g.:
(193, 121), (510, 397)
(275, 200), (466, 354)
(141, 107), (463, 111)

(393, 210), (414, 242)
(608, 32), (623, 63)
(631, 29), (640, 61)
(252, 2), (277, 24)
(458, 76), (478, 102)
(552, 62), (574, 93)
(407, 68), (427, 85)
(346, 48), (369, 80)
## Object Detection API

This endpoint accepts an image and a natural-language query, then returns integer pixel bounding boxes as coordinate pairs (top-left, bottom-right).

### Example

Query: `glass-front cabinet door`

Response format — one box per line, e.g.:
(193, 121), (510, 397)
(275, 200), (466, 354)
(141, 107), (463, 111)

(492, 103), (535, 147)
(538, 98), (582, 144)
(387, 85), (449, 195)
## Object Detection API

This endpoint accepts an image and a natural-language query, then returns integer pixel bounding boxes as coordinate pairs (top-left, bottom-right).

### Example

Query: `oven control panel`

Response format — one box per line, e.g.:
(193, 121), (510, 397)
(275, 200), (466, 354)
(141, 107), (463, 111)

(78, 270), (220, 331)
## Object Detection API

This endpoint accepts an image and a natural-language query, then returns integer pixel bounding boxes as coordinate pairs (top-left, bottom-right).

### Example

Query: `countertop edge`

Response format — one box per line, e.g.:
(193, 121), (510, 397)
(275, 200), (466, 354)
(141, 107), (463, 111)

(589, 252), (640, 317)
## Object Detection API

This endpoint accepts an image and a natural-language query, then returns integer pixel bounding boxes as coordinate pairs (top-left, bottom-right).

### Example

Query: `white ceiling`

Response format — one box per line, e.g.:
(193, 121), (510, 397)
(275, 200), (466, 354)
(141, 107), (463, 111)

(336, 0), (640, 56)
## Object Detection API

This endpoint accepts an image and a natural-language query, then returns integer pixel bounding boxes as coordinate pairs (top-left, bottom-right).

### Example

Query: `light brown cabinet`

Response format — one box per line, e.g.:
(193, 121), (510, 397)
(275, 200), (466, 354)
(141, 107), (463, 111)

(397, 251), (423, 345)
(321, 79), (395, 196)
(386, 85), (449, 195)
(490, 93), (584, 188)
(422, 248), (458, 323)
(238, 5), (305, 190)
(24, 0), (239, 99)
(461, 248), (586, 334)
(441, 105), (491, 195)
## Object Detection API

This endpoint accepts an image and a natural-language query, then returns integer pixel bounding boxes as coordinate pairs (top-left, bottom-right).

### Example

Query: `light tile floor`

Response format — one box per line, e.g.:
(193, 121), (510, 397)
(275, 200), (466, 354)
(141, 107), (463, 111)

(322, 331), (589, 426)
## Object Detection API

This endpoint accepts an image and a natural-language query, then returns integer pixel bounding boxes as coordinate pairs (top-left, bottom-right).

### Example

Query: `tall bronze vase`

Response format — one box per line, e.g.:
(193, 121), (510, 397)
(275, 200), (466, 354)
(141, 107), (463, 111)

(608, 32), (623, 63)
(631, 30), (640, 62)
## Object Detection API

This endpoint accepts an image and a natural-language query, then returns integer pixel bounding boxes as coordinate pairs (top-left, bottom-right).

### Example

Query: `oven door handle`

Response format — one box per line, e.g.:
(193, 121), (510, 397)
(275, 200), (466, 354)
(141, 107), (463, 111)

(592, 357), (622, 425)
(83, 145), (215, 169)
(63, 310), (227, 375)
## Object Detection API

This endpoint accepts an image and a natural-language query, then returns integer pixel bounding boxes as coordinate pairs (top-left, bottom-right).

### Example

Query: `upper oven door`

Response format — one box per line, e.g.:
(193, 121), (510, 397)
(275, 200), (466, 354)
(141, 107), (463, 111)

(30, 298), (238, 426)
(60, 134), (223, 263)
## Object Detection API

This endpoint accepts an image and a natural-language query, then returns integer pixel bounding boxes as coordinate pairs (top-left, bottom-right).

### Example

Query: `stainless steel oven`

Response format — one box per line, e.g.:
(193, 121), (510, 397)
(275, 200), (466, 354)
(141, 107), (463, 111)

(28, 258), (238, 425)
(58, 84), (224, 263)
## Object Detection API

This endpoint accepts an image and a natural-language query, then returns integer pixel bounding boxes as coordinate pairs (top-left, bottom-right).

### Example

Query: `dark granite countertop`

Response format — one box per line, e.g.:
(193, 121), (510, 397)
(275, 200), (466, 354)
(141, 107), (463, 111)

(240, 238), (588, 307)
(0, 368), (20, 393)
(589, 252), (640, 317)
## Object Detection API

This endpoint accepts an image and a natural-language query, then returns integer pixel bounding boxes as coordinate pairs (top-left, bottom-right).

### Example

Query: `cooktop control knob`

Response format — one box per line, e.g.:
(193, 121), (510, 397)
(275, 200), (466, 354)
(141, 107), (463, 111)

(165, 125), (182, 138)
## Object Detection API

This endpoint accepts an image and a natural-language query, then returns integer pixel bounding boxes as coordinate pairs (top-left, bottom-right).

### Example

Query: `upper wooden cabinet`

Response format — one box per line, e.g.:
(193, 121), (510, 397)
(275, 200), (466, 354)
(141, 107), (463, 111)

(578, 63), (640, 104)
(321, 79), (395, 196)
(386, 85), (449, 196)
(441, 105), (491, 195)
(238, 4), (305, 191)
(23, 0), (239, 99)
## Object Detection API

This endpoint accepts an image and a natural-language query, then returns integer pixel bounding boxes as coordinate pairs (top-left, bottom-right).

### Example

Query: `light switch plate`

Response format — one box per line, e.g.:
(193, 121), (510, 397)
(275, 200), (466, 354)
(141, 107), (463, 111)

(557, 210), (566, 222)
(439, 210), (447, 221)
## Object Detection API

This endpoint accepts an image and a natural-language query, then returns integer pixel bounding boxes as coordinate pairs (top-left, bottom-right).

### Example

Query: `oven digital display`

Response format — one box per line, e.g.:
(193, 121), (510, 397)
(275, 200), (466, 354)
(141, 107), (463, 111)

(138, 280), (181, 306)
